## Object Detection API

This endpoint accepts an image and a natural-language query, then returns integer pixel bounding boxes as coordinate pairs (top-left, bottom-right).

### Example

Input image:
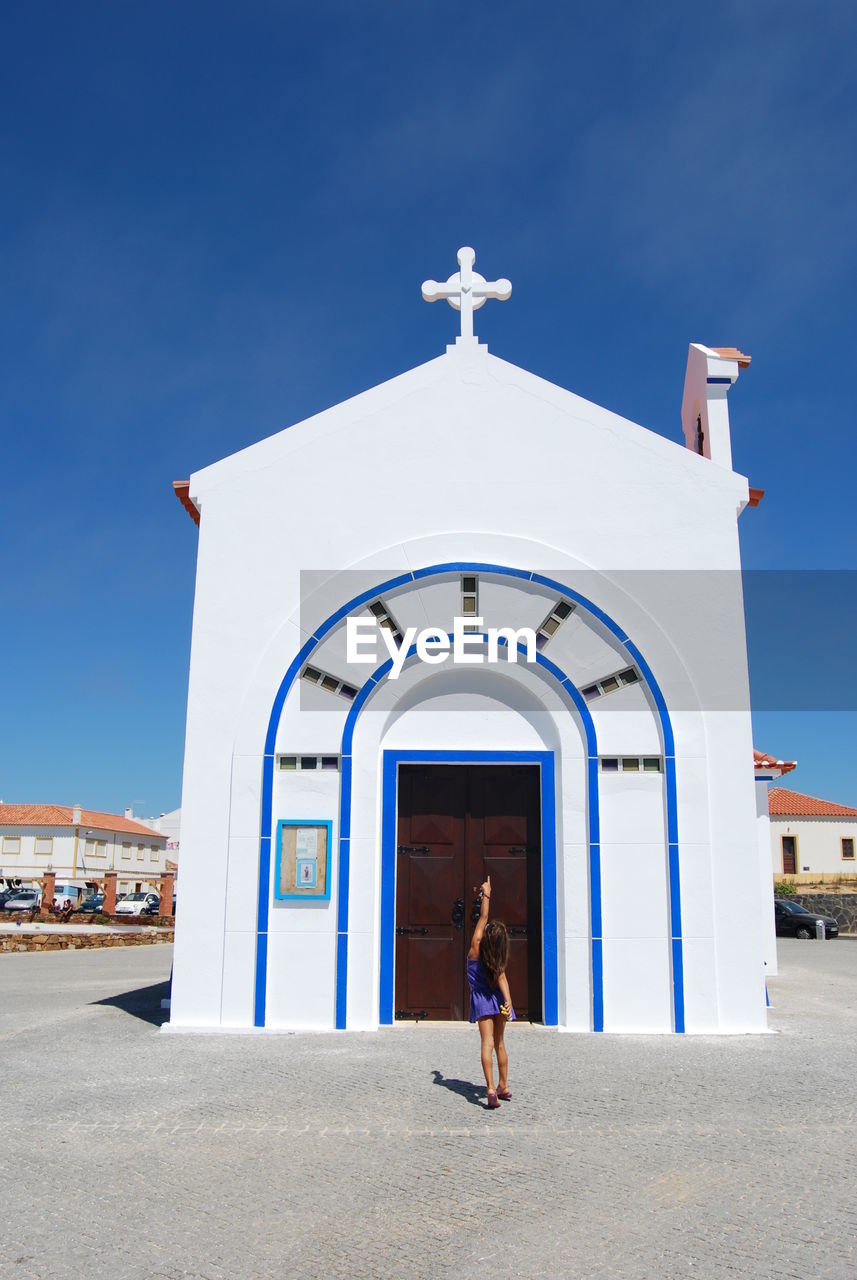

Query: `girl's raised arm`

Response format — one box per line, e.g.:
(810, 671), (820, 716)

(467, 877), (491, 960)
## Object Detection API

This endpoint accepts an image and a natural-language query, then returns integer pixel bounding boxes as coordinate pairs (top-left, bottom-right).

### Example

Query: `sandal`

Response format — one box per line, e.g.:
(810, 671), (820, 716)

(497, 1088), (512, 1101)
(486, 1090), (501, 1109)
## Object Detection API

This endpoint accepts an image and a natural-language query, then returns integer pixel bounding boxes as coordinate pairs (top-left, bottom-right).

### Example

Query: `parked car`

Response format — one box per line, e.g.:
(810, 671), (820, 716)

(2, 889), (40, 911)
(115, 892), (160, 916)
(77, 894), (105, 914)
(774, 899), (839, 939)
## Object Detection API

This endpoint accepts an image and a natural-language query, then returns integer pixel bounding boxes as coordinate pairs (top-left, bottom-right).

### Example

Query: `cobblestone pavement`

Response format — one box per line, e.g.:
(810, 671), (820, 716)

(1, 941), (855, 1280)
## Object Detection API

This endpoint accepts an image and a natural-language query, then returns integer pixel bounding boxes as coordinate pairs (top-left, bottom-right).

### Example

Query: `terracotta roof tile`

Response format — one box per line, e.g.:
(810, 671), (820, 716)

(753, 749), (796, 776)
(0, 804), (167, 840)
(768, 788), (857, 818)
(173, 480), (200, 527)
(712, 346), (752, 368)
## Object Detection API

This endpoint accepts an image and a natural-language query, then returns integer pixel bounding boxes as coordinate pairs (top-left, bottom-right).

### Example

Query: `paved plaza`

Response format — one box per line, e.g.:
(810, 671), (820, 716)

(1, 942), (855, 1280)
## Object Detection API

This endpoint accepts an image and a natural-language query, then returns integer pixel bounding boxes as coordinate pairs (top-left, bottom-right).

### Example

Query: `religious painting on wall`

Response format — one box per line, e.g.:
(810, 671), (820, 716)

(274, 820), (332, 901)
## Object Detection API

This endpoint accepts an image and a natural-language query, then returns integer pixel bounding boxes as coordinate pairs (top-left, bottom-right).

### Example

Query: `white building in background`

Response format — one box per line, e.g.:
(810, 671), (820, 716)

(0, 804), (169, 896)
(769, 788), (857, 877)
(752, 749), (798, 976)
(136, 807), (181, 856)
(169, 247), (773, 1037)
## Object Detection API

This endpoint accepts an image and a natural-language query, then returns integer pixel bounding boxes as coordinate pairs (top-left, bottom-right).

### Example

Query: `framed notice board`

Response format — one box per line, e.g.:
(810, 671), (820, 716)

(274, 820), (332, 901)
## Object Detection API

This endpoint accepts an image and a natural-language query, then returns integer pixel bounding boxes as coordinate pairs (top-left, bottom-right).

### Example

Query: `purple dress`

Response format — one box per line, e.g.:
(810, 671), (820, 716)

(466, 957), (516, 1023)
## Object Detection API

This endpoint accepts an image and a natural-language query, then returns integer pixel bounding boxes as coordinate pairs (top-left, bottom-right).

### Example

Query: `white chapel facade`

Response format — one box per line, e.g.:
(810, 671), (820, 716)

(169, 248), (770, 1035)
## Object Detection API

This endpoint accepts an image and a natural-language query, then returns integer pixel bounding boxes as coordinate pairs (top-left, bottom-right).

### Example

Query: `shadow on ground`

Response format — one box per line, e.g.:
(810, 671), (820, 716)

(91, 980), (170, 1027)
(431, 1069), (487, 1108)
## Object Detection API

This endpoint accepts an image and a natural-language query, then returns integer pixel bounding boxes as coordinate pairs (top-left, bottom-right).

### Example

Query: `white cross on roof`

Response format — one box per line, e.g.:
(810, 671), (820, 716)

(421, 246), (512, 341)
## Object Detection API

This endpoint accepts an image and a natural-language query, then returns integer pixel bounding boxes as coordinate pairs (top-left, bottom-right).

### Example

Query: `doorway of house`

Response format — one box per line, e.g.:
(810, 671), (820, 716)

(394, 764), (543, 1021)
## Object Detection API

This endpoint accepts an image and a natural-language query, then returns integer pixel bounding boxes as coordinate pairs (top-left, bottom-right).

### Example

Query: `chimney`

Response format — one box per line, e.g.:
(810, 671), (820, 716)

(72, 804), (82, 825)
(681, 344), (751, 470)
(125, 806), (134, 820)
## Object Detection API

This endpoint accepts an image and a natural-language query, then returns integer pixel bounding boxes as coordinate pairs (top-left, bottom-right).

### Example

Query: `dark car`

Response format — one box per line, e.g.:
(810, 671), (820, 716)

(774, 899), (839, 939)
(77, 894), (105, 914)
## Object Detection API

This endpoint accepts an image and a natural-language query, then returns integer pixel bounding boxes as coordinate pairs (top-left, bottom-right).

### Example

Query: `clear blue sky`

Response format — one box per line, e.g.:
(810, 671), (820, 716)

(1, 2), (855, 815)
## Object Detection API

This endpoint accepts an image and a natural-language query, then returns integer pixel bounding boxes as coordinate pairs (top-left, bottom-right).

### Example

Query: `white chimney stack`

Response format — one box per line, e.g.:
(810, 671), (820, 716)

(72, 804), (82, 824)
(125, 806), (134, 819)
(681, 344), (751, 470)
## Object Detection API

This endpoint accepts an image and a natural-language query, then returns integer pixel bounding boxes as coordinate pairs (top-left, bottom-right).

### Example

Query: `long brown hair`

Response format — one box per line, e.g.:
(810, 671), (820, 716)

(479, 919), (509, 988)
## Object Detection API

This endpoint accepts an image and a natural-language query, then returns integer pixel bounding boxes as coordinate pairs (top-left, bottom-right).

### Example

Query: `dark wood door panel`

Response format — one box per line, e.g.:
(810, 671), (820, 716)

(395, 763), (543, 1022)
(406, 856), (460, 923)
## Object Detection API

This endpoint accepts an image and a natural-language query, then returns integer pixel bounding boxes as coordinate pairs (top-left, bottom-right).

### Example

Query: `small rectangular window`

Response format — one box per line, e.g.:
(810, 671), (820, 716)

(279, 756), (297, 770)
(96, 840), (107, 857)
(600, 676), (620, 694)
(320, 675), (339, 693)
(643, 758), (662, 772)
(554, 601), (573, 620)
(137, 845), (145, 861)
(321, 756), (340, 771)
(34, 836), (53, 855)
(621, 758), (640, 771)
(541, 616), (560, 636)
(85, 838), (96, 857)
(842, 838), (855, 860)
(620, 669), (639, 686)
(601, 758), (619, 772)
(2, 836), (21, 855)
(300, 756), (319, 770)
(462, 576), (477, 594)
(582, 685), (600, 701)
(121, 843), (132, 859)
(150, 848), (158, 862)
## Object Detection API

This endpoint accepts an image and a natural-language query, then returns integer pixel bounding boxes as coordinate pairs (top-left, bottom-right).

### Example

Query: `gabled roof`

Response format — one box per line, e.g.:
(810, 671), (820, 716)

(754, 749), (797, 776)
(0, 804), (168, 840)
(768, 788), (857, 818)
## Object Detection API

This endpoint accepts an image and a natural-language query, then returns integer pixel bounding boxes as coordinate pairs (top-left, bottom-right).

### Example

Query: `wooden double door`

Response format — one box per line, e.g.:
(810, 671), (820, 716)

(395, 764), (543, 1021)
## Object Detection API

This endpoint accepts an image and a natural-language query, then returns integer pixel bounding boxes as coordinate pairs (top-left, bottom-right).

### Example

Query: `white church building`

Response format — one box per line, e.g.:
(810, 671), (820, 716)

(169, 248), (771, 1036)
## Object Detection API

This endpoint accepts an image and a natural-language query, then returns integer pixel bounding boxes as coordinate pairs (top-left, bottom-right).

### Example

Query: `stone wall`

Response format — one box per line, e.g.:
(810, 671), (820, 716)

(792, 894), (857, 935)
(1, 930), (174, 953)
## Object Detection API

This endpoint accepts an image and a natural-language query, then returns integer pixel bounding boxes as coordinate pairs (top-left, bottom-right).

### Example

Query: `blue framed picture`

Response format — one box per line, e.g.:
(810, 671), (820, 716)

(274, 820), (332, 901)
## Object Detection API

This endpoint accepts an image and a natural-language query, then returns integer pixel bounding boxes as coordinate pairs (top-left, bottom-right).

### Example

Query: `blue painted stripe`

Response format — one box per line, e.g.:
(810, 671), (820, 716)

(254, 929), (268, 1029)
(591, 939), (604, 1032)
(411, 561), (533, 583)
(622, 639), (675, 758)
(253, 560), (680, 1034)
(587, 757), (601, 846)
(336, 839), (350, 935)
(664, 756), (679, 844)
(335, 933), (348, 1029)
(589, 842), (602, 940)
(671, 938), (685, 1033)
(765, 982), (770, 1008)
(339, 755), (353, 841)
(530, 573), (629, 642)
(379, 752), (399, 1025)
(537, 756), (559, 1025)
(667, 843), (682, 941)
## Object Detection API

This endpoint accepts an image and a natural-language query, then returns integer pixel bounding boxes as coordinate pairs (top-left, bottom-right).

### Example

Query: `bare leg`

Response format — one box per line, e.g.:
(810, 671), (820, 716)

(493, 1014), (508, 1092)
(478, 1017), (496, 1093)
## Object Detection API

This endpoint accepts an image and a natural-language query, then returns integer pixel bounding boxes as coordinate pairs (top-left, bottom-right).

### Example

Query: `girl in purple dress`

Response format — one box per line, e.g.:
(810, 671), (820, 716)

(467, 876), (515, 1109)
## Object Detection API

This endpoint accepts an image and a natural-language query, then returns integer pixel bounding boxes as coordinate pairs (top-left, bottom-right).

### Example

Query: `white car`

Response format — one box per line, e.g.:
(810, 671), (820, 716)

(115, 891), (160, 916)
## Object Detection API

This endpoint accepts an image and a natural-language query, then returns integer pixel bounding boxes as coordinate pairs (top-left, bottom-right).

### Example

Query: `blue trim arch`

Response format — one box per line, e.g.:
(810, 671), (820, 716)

(335, 638), (594, 1030)
(253, 562), (684, 1034)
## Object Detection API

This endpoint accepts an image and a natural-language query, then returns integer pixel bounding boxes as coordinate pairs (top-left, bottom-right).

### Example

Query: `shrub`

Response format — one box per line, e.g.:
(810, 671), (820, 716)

(774, 880), (797, 898)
